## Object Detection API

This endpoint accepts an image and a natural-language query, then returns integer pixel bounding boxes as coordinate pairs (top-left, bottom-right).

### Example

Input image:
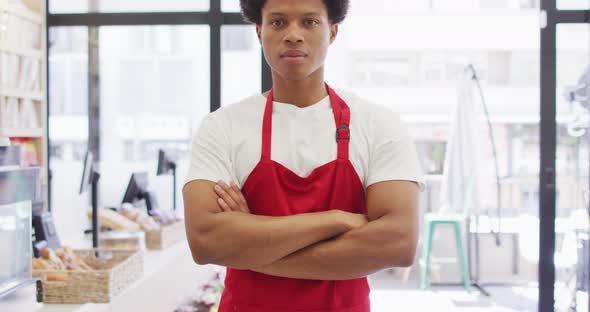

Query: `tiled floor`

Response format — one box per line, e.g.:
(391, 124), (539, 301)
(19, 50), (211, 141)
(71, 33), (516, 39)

(369, 287), (537, 312)
(368, 269), (588, 312)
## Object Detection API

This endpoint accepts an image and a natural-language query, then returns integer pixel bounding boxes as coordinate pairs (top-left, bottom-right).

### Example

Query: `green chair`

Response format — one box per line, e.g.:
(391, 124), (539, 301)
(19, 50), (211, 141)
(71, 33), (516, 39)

(419, 179), (474, 290)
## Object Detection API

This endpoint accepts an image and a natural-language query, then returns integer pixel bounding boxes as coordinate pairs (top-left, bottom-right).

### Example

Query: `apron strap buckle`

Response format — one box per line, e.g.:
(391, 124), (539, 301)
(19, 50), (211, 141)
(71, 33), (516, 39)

(335, 125), (350, 142)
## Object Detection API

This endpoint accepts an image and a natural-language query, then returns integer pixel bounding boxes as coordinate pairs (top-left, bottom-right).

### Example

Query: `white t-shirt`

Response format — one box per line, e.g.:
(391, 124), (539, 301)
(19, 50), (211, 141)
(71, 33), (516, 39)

(185, 90), (425, 191)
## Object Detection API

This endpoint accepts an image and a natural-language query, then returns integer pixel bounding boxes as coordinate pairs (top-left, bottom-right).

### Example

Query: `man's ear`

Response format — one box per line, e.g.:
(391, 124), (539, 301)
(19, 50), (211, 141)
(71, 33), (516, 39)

(256, 24), (262, 43)
(329, 24), (339, 44)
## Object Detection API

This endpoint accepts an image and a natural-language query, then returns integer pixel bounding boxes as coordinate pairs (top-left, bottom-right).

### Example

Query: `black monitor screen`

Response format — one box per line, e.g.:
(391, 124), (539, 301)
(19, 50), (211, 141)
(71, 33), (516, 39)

(79, 152), (94, 194)
(156, 149), (167, 176)
(122, 172), (149, 204)
(156, 149), (175, 176)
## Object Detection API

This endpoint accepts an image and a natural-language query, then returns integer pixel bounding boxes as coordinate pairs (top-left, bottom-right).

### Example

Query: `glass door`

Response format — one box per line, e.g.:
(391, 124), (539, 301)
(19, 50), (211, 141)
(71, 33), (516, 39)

(540, 1), (589, 311)
(554, 22), (590, 312)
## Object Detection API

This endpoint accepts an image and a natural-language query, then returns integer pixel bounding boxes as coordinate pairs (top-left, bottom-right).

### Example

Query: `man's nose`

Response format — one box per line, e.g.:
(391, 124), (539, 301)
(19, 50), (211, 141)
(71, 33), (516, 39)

(284, 25), (304, 44)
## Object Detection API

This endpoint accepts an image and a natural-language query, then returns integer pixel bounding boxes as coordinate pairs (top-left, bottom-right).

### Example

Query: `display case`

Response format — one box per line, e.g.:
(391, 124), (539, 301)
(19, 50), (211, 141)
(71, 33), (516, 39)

(0, 166), (41, 298)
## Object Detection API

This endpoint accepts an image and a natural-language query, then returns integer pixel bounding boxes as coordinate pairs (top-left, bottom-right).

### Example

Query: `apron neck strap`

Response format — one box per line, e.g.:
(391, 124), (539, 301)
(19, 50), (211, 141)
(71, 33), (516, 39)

(261, 90), (274, 160)
(327, 84), (351, 160)
(261, 83), (351, 161)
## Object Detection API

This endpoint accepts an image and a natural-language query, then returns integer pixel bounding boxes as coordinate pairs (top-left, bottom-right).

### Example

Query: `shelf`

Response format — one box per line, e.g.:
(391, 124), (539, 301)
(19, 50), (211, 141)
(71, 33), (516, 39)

(0, 128), (43, 138)
(0, 44), (43, 59)
(0, 87), (43, 100)
(0, 3), (43, 23)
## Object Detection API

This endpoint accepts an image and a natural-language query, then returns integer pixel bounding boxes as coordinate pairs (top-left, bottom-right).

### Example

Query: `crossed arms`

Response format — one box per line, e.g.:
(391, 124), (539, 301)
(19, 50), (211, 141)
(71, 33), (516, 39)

(182, 179), (419, 281)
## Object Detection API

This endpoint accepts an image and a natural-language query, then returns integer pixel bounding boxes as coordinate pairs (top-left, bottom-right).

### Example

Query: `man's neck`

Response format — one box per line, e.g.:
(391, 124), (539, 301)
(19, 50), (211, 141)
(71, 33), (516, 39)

(267, 68), (328, 108)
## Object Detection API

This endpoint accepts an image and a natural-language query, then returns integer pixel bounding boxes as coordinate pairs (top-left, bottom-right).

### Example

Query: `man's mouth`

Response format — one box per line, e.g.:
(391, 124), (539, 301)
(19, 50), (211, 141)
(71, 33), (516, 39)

(281, 50), (307, 63)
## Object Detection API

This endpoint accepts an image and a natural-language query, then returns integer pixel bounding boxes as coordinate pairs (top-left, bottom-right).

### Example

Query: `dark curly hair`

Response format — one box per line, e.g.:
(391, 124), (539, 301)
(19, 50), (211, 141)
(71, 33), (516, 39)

(240, 0), (349, 25)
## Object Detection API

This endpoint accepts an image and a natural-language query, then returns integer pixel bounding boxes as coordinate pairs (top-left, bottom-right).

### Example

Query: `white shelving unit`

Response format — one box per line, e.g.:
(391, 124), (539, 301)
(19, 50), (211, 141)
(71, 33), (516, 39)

(0, 0), (48, 209)
(0, 1), (42, 23)
(0, 44), (43, 58)
(0, 87), (43, 99)
(0, 127), (43, 137)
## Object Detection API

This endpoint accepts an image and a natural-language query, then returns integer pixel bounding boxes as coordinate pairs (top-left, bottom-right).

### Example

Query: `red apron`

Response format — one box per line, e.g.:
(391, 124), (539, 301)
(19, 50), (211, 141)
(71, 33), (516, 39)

(218, 84), (370, 312)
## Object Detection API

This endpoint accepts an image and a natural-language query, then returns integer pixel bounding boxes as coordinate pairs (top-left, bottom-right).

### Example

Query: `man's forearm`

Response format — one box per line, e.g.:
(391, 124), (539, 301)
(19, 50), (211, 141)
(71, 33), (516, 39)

(250, 214), (417, 280)
(189, 210), (355, 269)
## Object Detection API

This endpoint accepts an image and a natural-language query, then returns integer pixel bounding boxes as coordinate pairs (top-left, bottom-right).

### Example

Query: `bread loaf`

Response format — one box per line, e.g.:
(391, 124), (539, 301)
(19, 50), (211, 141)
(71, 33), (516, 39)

(136, 215), (160, 231)
(32, 258), (53, 270)
(63, 247), (93, 270)
(40, 248), (66, 270)
(120, 207), (141, 221)
(33, 247), (94, 272)
(88, 207), (140, 231)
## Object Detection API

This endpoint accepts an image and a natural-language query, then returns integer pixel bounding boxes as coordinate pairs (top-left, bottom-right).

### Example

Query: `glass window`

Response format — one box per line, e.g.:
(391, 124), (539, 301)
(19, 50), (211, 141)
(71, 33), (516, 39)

(47, 27), (90, 240)
(555, 23), (589, 311)
(348, 0), (540, 13)
(326, 2), (541, 288)
(221, 25), (261, 106)
(432, 0), (540, 10)
(222, 0), (241, 12)
(49, 0), (209, 14)
(557, 0), (590, 10)
(98, 25), (210, 214)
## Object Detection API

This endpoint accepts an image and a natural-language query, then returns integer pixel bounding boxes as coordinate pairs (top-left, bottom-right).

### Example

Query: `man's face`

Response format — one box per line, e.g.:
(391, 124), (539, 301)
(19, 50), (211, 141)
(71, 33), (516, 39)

(256, 0), (338, 81)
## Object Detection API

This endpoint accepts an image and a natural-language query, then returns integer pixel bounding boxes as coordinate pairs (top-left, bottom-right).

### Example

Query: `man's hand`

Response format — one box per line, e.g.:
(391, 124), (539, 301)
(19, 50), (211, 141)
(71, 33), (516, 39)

(214, 181), (250, 213)
(343, 211), (369, 229)
(213, 181), (368, 231)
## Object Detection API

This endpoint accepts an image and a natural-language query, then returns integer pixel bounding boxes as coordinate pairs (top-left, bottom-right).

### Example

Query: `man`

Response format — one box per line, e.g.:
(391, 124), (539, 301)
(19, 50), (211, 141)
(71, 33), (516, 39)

(183, 0), (425, 311)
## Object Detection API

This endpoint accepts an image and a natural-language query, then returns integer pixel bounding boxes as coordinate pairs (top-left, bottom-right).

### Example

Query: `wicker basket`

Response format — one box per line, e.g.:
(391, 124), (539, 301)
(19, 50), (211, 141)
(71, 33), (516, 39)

(33, 249), (143, 304)
(145, 220), (185, 249)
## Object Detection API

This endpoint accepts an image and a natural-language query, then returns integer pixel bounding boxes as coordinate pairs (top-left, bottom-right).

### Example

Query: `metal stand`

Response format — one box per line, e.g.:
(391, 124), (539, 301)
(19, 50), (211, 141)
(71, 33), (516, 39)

(466, 64), (504, 297)
(90, 171), (100, 248)
(467, 216), (491, 296)
(172, 166), (177, 211)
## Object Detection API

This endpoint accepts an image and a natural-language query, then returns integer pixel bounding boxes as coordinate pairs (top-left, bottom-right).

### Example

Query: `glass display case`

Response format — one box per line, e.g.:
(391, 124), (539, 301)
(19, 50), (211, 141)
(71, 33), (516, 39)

(0, 167), (41, 298)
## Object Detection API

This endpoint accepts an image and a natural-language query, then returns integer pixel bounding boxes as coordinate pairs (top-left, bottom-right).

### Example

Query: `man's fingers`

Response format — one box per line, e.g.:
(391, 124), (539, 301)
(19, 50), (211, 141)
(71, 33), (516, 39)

(222, 181), (248, 213)
(229, 182), (250, 213)
(214, 181), (250, 214)
(217, 198), (231, 212)
(219, 182), (240, 206)
(215, 183), (238, 210)
(230, 182), (248, 206)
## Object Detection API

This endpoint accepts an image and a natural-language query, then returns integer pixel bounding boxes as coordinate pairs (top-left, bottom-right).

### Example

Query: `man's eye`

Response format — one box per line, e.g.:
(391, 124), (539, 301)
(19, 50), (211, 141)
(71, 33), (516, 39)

(305, 19), (319, 26)
(271, 19), (285, 27)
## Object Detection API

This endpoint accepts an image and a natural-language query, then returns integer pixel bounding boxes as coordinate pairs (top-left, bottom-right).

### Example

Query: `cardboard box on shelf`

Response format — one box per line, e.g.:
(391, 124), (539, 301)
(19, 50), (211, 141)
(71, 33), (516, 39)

(9, 137), (38, 166)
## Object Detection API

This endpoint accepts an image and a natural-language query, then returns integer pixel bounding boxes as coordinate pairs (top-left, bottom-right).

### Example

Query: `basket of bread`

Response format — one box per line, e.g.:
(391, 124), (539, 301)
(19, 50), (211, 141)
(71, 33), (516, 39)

(88, 204), (185, 250)
(118, 203), (185, 250)
(32, 246), (143, 304)
(143, 215), (185, 250)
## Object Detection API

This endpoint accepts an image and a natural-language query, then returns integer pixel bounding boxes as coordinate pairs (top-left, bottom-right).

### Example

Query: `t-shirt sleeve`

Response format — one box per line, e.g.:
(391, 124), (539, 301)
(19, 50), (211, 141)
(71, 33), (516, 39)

(366, 107), (426, 191)
(184, 113), (234, 186)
